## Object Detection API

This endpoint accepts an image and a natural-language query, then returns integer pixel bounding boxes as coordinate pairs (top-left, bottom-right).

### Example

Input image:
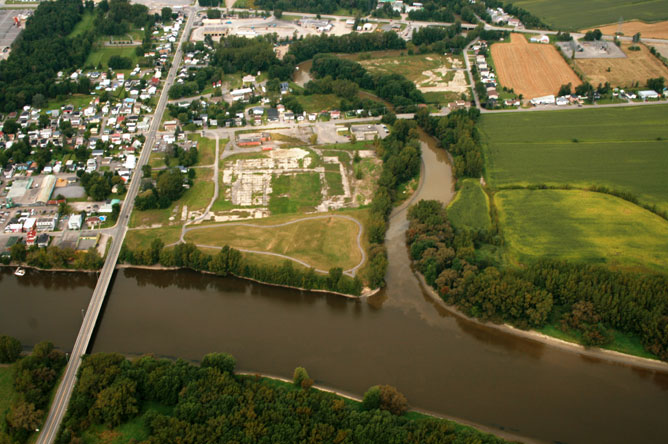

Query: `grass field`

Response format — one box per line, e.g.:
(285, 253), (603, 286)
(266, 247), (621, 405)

(45, 94), (94, 111)
(588, 20), (668, 39)
(447, 179), (491, 231)
(85, 46), (138, 69)
(325, 171), (345, 196)
(68, 12), (95, 38)
(575, 43), (668, 87)
(269, 173), (322, 214)
(496, 189), (668, 273)
(187, 134), (218, 166)
(124, 226), (181, 250)
(0, 365), (19, 426)
(296, 94), (341, 113)
(480, 106), (668, 211)
(506, 0), (668, 30)
(184, 215), (362, 270)
(491, 33), (581, 99)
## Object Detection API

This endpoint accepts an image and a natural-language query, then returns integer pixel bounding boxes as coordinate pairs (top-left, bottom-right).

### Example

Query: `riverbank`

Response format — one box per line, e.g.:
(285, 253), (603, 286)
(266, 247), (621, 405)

(415, 272), (668, 372)
(236, 371), (542, 444)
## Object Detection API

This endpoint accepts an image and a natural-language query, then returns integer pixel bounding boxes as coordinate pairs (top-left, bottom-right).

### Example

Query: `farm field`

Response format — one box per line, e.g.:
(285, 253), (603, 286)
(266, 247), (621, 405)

(586, 20), (668, 39)
(491, 33), (580, 99)
(496, 189), (668, 273)
(506, 0), (668, 30)
(575, 43), (668, 87)
(447, 179), (491, 231)
(480, 105), (668, 211)
(184, 215), (362, 271)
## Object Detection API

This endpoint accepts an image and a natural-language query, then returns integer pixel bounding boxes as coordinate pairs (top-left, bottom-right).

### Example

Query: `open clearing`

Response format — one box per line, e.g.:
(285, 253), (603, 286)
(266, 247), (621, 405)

(506, 0), (668, 30)
(184, 216), (362, 271)
(480, 106), (668, 211)
(586, 20), (668, 39)
(575, 43), (668, 87)
(352, 52), (468, 94)
(85, 45), (138, 69)
(496, 189), (668, 273)
(491, 33), (580, 99)
(447, 179), (491, 231)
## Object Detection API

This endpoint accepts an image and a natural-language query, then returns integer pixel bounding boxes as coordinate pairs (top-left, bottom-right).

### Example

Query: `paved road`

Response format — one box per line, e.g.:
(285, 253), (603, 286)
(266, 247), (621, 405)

(34, 9), (195, 444)
(180, 214), (366, 276)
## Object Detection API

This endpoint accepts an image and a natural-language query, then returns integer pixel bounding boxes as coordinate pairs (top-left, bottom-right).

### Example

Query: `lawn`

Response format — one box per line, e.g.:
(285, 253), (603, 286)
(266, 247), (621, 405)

(320, 141), (375, 151)
(85, 46), (138, 69)
(80, 402), (172, 444)
(505, 0), (668, 30)
(187, 133), (219, 166)
(0, 365), (19, 425)
(325, 171), (344, 196)
(480, 106), (668, 211)
(295, 94), (341, 113)
(68, 12), (95, 38)
(184, 215), (362, 270)
(496, 189), (668, 273)
(447, 179), (491, 231)
(45, 94), (94, 111)
(269, 172), (322, 214)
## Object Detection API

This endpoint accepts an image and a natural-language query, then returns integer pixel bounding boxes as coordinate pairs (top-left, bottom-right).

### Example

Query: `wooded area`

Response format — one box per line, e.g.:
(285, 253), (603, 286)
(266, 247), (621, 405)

(54, 352), (509, 444)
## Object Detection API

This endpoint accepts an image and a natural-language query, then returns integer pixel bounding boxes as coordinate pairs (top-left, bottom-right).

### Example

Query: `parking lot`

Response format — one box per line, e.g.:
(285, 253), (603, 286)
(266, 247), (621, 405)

(0, 9), (30, 49)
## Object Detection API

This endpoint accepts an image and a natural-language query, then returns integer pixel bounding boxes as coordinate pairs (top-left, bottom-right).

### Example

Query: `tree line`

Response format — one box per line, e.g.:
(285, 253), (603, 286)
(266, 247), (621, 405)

(54, 351), (509, 444)
(309, 54), (425, 111)
(3, 242), (105, 271)
(411, 22), (508, 55)
(408, 0), (489, 24)
(407, 199), (668, 360)
(484, 0), (548, 29)
(363, 119), (422, 288)
(0, 0), (92, 112)
(256, 0), (377, 15)
(0, 339), (67, 444)
(119, 240), (364, 295)
(288, 31), (406, 64)
(415, 108), (483, 178)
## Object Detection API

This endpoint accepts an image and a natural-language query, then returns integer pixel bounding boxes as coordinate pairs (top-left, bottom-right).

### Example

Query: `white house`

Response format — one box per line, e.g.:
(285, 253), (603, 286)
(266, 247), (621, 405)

(530, 95), (556, 106)
(68, 214), (82, 230)
(638, 90), (659, 100)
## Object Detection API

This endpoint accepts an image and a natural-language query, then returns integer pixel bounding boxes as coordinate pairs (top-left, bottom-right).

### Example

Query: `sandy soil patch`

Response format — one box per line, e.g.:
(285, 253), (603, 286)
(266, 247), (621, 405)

(491, 33), (581, 99)
(585, 20), (668, 40)
(575, 43), (668, 87)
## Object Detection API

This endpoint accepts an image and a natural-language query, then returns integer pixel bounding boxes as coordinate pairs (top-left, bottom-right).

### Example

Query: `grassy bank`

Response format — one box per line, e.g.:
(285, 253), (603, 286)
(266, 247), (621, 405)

(447, 179), (491, 231)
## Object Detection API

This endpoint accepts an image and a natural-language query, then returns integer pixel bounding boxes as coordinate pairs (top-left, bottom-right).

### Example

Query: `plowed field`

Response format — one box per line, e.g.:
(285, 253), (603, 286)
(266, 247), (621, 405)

(491, 33), (581, 99)
(585, 20), (668, 40)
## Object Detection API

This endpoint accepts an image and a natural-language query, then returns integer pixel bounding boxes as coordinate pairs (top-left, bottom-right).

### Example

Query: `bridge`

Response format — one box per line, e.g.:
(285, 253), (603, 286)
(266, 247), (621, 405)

(35, 9), (195, 444)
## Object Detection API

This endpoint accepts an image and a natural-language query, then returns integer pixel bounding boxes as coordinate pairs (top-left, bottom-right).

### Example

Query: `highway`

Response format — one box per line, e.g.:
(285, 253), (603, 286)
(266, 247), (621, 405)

(34, 8), (195, 444)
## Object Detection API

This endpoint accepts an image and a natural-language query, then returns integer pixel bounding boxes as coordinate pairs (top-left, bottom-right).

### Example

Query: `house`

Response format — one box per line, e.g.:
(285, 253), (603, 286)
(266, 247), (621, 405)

(487, 89), (499, 100)
(530, 95), (556, 106)
(279, 82), (290, 95)
(230, 87), (253, 101)
(36, 233), (50, 248)
(330, 110), (341, 119)
(556, 96), (570, 106)
(68, 214), (82, 230)
(242, 74), (256, 85)
(164, 120), (178, 132)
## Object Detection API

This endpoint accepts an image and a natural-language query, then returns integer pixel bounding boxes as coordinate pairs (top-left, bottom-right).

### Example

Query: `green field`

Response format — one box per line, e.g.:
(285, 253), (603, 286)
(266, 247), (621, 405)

(496, 189), (668, 273)
(0, 365), (19, 424)
(124, 226), (181, 250)
(85, 46), (138, 69)
(187, 134), (219, 166)
(447, 179), (491, 231)
(184, 216), (362, 270)
(296, 94), (341, 113)
(68, 12), (95, 38)
(45, 94), (94, 111)
(269, 173), (322, 214)
(506, 0), (668, 30)
(480, 106), (668, 211)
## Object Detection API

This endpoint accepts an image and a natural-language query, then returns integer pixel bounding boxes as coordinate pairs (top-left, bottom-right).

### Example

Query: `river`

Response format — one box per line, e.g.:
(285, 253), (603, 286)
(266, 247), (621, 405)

(2, 135), (668, 444)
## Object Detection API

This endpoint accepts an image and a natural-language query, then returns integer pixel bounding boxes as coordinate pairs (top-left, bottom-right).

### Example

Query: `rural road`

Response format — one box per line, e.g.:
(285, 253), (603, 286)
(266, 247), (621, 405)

(34, 8), (195, 444)
(179, 214), (366, 276)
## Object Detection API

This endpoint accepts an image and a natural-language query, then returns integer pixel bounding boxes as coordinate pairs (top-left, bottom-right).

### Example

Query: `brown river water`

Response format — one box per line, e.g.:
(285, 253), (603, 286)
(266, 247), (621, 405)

(1, 135), (667, 444)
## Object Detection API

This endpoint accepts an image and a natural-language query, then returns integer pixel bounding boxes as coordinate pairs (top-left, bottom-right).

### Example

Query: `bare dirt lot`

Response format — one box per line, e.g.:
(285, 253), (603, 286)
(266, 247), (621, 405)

(575, 43), (668, 87)
(585, 20), (668, 40)
(491, 33), (581, 99)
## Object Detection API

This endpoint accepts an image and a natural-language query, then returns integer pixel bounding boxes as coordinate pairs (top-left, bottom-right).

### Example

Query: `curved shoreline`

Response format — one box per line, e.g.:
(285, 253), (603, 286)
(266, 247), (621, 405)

(414, 271), (668, 372)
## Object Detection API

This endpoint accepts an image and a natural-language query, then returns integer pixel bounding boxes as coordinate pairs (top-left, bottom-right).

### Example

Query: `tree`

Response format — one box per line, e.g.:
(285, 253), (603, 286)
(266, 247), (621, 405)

(32, 93), (46, 109)
(274, 8), (282, 18)
(161, 7), (172, 21)
(557, 83), (572, 97)
(632, 32), (641, 43)
(6, 401), (43, 433)
(647, 77), (665, 93)
(0, 335), (22, 363)
(292, 366), (309, 387)
(11, 242), (26, 262)
(362, 385), (381, 410)
(90, 379), (139, 427)
(378, 385), (408, 415)
(201, 353), (235, 374)
(156, 169), (184, 202)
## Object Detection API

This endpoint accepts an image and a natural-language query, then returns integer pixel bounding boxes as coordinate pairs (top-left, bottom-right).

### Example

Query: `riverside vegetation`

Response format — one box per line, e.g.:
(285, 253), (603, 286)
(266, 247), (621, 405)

(0, 337), (67, 444)
(54, 352), (510, 444)
(412, 107), (668, 360)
